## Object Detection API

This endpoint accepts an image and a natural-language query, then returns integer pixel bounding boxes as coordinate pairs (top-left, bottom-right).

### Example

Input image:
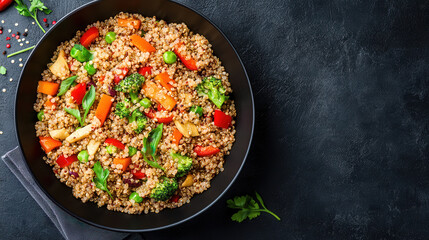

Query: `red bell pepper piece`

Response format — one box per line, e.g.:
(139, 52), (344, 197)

(39, 136), (62, 153)
(131, 170), (147, 179)
(194, 145), (220, 157)
(214, 109), (232, 129)
(56, 154), (78, 168)
(104, 138), (125, 150)
(157, 104), (167, 111)
(144, 109), (174, 123)
(0, 0), (13, 12)
(170, 195), (180, 203)
(174, 42), (198, 71)
(71, 83), (87, 105)
(80, 27), (99, 48)
(114, 67), (129, 84)
(138, 66), (152, 76)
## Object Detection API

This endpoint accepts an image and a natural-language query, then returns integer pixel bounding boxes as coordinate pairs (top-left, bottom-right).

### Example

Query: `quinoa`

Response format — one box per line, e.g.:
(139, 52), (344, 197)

(33, 13), (236, 214)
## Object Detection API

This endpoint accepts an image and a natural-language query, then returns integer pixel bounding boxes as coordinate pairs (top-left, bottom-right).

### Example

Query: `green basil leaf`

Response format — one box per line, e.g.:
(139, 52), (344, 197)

(143, 155), (165, 171)
(57, 76), (77, 96)
(92, 161), (112, 198)
(148, 123), (163, 156)
(82, 85), (96, 121)
(0, 66), (6, 75)
(64, 108), (83, 126)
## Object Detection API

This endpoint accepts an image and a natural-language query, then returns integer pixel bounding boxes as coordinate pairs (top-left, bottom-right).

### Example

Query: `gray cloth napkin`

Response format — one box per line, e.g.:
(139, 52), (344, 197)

(2, 147), (142, 240)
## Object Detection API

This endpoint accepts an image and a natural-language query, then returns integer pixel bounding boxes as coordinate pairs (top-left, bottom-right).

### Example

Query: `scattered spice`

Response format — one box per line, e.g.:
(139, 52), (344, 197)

(6, 44), (10, 48)
(5, 36), (10, 40)
(0, 26), (3, 30)
(15, 35), (19, 39)
(11, 33), (15, 37)
(9, 78), (13, 81)
(0, 30), (2, 34)
(2, 88), (6, 92)
(0, 131), (3, 135)
(44, 23), (49, 27)
(2, 51), (6, 55)
(16, 31), (20, 35)
(52, 21), (56, 25)
(10, 59), (14, 63)
(23, 32), (27, 36)
(43, 18), (47, 22)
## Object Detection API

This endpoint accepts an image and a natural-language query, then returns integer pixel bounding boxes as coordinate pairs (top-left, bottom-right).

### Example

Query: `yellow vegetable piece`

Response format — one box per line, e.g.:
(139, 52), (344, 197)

(65, 124), (94, 143)
(49, 50), (70, 80)
(87, 140), (101, 156)
(49, 128), (70, 140)
(181, 174), (194, 187)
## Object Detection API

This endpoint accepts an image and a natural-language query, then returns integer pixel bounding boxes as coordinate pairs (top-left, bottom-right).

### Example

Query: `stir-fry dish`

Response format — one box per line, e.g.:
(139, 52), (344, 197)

(34, 13), (236, 214)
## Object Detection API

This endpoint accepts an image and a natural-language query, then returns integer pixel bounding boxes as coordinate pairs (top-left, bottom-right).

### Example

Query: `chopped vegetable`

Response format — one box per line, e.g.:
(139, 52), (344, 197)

(181, 174), (194, 187)
(65, 124), (94, 143)
(70, 44), (93, 62)
(39, 136), (62, 153)
(95, 94), (114, 125)
(170, 152), (192, 177)
(194, 145), (220, 156)
(92, 161), (112, 198)
(174, 120), (199, 137)
(87, 140), (101, 156)
(214, 109), (232, 129)
(105, 31), (116, 44)
(78, 150), (89, 163)
(129, 92), (140, 104)
(57, 75), (77, 96)
(56, 154), (78, 168)
(80, 26), (99, 48)
(163, 51), (177, 64)
(113, 67), (129, 84)
(14, 0), (52, 33)
(142, 124), (165, 170)
(128, 146), (138, 157)
(114, 100), (131, 119)
(49, 50), (69, 79)
(105, 138), (125, 150)
(118, 18), (141, 30)
(131, 170), (146, 179)
(145, 109), (174, 123)
(174, 42), (198, 71)
(84, 63), (97, 75)
(44, 99), (57, 109)
(49, 128), (69, 140)
(129, 109), (147, 133)
(155, 72), (176, 91)
(150, 177), (178, 201)
(190, 105), (203, 117)
(172, 128), (182, 145)
(196, 76), (228, 108)
(70, 83), (87, 105)
(138, 66), (152, 76)
(105, 145), (117, 154)
(139, 98), (151, 108)
(81, 85), (96, 122)
(115, 73), (145, 93)
(37, 81), (59, 95)
(113, 157), (131, 171)
(0, 66), (6, 75)
(227, 192), (281, 222)
(130, 34), (156, 53)
(129, 192), (143, 203)
(142, 81), (177, 111)
(37, 110), (44, 121)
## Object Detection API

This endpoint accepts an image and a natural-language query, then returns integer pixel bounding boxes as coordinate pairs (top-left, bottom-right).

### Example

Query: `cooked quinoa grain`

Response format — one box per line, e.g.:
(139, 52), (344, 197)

(34, 13), (236, 214)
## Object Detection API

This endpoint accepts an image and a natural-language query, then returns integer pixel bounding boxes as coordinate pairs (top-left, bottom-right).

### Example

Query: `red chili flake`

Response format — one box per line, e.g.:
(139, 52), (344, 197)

(15, 35), (19, 40)
(43, 18), (47, 22)
(6, 44), (11, 48)
(52, 21), (56, 25)
(11, 34), (15, 37)
(6, 37), (10, 40)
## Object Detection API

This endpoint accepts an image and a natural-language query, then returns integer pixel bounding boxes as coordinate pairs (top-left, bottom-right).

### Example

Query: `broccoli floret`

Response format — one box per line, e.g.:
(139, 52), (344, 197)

(128, 109), (147, 133)
(196, 76), (228, 108)
(115, 73), (145, 93)
(114, 100), (131, 118)
(171, 152), (193, 177)
(150, 177), (178, 201)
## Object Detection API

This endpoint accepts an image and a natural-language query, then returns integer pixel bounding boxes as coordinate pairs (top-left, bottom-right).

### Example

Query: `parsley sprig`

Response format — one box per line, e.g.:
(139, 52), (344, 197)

(92, 161), (112, 198)
(227, 192), (281, 222)
(14, 0), (52, 33)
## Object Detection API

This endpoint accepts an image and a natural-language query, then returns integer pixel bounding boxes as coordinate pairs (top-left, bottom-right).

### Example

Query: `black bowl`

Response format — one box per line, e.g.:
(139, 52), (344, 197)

(15, 0), (254, 232)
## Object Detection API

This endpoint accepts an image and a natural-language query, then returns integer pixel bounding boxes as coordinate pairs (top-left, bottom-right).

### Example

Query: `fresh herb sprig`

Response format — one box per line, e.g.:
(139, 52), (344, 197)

(92, 161), (112, 198)
(14, 0), (51, 33)
(57, 76), (77, 96)
(141, 123), (165, 170)
(227, 192), (281, 222)
(64, 85), (96, 126)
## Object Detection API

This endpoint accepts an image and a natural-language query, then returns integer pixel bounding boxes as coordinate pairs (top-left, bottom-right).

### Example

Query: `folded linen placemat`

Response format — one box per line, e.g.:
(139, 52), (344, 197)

(2, 147), (142, 240)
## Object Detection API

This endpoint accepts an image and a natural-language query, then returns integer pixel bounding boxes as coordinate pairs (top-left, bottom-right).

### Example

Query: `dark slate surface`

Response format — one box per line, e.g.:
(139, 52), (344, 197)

(1, 0), (429, 239)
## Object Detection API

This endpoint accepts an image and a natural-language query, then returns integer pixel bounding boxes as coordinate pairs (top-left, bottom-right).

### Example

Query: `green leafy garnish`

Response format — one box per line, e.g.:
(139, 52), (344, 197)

(0, 66), (6, 75)
(57, 76), (77, 96)
(14, 0), (51, 33)
(70, 44), (93, 62)
(141, 124), (164, 170)
(128, 146), (138, 157)
(227, 192), (281, 222)
(82, 85), (96, 122)
(92, 161), (112, 198)
(64, 108), (83, 126)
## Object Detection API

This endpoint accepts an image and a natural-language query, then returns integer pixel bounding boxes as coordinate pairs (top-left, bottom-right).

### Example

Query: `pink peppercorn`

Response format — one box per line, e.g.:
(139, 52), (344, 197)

(52, 21), (56, 25)
(6, 44), (11, 48)
(11, 33), (15, 37)
(43, 18), (47, 22)
(0, 30), (2, 34)
(6, 37), (10, 40)
(15, 35), (19, 39)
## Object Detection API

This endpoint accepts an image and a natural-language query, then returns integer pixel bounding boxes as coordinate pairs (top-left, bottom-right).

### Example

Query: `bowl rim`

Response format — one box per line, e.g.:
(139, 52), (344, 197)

(14, 0), (254, 232)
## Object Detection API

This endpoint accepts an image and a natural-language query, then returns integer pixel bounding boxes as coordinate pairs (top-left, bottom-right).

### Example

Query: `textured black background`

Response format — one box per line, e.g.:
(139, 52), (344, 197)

(1, 0), (429, 239)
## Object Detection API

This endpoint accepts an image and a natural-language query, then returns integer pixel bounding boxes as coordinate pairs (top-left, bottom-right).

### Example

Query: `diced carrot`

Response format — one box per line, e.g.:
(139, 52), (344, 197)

(118, 18), (141, 30)
(155, 72), (176, 91)
(99, 75), (105, 84)
(37, 81), (59, 96)
(172, 128), (183, 145)
(39, 136), (62, 153)
(113, 157), (131, 171)
(44, 99), (57, 109)
(142, 81), (176, 111)
(130, 34), (156, 53)
(95, 94), (114, 125)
